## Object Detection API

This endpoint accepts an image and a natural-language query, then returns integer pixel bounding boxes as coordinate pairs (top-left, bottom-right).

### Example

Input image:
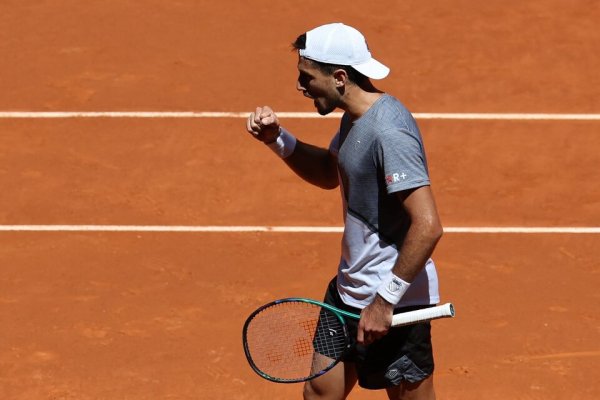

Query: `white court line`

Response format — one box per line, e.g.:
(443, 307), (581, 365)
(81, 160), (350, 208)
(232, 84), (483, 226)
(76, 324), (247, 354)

(0, 225), (598, 233)
(1, 111), (600, 120)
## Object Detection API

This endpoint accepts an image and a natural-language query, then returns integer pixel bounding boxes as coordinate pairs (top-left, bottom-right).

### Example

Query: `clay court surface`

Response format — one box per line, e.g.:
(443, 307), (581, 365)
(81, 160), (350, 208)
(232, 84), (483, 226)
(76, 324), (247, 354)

(1, 1), (599, 399)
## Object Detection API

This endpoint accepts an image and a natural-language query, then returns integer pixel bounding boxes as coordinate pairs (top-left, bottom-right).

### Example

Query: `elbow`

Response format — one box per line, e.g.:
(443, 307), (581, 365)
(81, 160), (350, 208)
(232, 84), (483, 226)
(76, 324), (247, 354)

(431, 219), (444, 244)
(317, 169), (340, 190)
(422, 216), (443, 245)
(432, 221), (443, 243)
(319, 180), (340, 190)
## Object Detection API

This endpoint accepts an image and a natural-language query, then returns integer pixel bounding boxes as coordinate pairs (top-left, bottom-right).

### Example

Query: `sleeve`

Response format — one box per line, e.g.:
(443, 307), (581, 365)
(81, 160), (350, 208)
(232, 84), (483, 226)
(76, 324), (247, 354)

(328, 131), (340, 157)
(374, 128), (430, 194)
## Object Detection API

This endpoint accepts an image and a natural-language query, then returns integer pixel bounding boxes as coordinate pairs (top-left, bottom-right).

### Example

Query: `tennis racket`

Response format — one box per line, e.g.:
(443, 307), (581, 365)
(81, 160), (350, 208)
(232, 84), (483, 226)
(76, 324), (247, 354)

(242, 298), (454, 383)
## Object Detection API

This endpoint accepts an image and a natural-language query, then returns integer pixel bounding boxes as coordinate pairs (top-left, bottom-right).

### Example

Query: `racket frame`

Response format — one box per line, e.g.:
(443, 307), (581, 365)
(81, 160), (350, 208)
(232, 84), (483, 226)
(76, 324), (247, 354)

(242, 298), (353, 383)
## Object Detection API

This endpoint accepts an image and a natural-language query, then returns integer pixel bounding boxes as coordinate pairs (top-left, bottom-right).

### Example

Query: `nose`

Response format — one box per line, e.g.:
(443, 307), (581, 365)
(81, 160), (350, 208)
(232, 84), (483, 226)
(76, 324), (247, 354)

(296, 79), (305, 92)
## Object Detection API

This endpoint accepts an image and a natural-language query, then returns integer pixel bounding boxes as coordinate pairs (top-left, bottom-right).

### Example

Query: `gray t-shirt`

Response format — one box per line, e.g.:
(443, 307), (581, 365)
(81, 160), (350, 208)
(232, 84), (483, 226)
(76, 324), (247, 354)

(329, 94), (440, 309)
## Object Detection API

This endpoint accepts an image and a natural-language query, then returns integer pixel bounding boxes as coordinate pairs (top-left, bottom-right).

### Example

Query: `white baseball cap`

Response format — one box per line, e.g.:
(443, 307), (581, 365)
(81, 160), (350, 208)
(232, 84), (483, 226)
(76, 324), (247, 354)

(299, 23), (390, 80)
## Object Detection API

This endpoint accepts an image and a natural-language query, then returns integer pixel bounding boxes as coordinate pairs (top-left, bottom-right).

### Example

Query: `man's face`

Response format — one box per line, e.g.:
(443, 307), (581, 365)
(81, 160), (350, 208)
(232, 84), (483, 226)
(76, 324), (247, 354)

(296, 57), (340, 115)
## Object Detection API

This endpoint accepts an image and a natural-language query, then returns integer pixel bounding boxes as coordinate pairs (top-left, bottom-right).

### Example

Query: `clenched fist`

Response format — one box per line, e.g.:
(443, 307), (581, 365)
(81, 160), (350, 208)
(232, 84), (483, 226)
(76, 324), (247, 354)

(246, 106), (281, 144)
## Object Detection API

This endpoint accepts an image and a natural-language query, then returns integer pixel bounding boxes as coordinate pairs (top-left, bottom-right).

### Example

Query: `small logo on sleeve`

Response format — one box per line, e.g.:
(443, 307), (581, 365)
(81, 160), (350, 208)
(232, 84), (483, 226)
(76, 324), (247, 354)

(385, 172), (407, 185)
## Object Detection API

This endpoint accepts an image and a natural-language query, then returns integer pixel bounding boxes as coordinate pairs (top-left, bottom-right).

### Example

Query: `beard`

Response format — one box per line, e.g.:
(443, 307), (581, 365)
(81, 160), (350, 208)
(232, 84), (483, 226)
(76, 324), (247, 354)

(314, 97), (337, 116)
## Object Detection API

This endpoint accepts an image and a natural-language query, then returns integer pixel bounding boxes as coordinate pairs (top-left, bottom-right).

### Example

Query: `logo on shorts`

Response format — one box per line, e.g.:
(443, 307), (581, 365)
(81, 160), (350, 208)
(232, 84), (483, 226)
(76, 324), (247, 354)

(385, 172), (408, 185)
(385, 368), (400, 380)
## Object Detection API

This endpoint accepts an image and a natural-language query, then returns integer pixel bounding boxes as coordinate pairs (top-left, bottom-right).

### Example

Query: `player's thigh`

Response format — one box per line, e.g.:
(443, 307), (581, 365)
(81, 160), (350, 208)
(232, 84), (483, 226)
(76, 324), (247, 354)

(385, 374), (436, 400)
(303, 360), (358, 400)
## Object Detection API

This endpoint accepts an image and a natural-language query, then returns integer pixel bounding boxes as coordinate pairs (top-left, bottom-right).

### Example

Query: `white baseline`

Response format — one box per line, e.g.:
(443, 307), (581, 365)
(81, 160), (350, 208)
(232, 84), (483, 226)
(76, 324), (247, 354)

(1, 111), (600, 120)
(0, 225), (598, 233)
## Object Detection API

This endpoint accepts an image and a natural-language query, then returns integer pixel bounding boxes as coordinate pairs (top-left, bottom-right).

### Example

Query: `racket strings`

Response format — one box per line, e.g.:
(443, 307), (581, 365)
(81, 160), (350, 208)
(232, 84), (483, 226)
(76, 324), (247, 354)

(312, 310), (347, 359)
(244, 302), (347, 382)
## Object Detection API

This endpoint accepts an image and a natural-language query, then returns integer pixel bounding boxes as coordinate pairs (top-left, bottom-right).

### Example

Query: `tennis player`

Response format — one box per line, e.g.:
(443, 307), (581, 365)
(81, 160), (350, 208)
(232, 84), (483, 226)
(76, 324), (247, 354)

(246, 22), (444, 400)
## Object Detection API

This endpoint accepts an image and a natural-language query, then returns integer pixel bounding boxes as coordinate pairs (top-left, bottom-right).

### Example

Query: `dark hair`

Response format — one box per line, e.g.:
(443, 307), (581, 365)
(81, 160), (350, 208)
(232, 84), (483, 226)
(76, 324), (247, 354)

(292, 33), (368, 85)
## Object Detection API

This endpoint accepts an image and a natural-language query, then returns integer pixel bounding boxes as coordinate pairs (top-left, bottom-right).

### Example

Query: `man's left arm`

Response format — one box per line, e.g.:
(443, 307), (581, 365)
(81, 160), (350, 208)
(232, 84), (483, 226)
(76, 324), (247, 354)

(357, 185), (443, 345)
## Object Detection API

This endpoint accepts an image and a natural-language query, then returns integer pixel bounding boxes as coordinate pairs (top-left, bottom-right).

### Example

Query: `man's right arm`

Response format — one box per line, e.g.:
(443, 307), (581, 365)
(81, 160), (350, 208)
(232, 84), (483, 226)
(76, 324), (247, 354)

(282, 141), (338, 189)
(246, 106), (339, 190)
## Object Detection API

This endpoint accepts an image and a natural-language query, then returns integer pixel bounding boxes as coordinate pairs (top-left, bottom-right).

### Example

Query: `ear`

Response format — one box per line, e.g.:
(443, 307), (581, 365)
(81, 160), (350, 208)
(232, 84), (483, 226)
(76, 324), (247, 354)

(333, 69), (348, 88)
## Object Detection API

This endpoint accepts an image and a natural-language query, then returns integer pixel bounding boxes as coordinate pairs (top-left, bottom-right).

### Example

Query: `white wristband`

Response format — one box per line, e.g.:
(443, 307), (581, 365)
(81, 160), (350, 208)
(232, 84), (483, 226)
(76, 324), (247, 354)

(377, 274), (411, 305)
(266, 127), (297, 159)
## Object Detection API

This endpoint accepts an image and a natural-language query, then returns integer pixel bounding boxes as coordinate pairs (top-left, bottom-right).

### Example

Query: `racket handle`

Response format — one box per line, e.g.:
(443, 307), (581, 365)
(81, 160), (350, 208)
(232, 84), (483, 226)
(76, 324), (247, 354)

(391, 303), (455, 327)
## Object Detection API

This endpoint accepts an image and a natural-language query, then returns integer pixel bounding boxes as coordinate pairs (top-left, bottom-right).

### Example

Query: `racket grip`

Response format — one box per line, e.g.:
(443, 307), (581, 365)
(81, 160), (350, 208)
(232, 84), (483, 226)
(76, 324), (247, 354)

(391, 303), (455, 327)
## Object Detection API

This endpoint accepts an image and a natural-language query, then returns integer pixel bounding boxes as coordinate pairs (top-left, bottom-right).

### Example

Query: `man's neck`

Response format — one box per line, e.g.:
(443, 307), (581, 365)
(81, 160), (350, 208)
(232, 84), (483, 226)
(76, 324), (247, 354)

(341, 82), (384, 121)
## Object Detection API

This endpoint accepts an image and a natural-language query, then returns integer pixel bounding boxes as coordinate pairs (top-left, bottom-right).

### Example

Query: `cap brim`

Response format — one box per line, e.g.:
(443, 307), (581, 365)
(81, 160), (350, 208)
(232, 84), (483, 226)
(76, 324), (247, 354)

(353, 58), (390, 80)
